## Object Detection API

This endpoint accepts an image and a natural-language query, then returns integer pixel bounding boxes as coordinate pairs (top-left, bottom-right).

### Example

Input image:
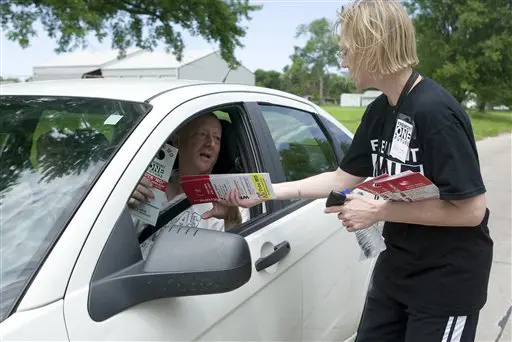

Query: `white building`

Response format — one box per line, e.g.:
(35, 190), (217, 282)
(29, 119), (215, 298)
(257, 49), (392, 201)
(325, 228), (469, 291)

(340, 90), (382, 107)
(32, 49), (255, 85)
(32, 49), (140, 81)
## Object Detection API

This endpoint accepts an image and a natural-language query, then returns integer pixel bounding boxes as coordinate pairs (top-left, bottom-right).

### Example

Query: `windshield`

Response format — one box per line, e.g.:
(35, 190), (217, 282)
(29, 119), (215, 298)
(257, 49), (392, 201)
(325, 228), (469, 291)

(0, 95), (151, 322)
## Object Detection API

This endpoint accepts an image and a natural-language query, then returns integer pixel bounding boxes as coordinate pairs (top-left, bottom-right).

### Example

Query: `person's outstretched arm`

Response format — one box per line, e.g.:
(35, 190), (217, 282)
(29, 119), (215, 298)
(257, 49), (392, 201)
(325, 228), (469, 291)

(273, 167), (366, 201)
(218, 167), (366, 209)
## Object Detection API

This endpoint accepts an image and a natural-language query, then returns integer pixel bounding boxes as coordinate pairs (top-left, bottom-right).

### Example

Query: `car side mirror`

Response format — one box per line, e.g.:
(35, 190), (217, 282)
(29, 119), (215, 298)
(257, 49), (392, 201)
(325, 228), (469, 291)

(143, 225), (252, 291)
(88, 208), (252, 322)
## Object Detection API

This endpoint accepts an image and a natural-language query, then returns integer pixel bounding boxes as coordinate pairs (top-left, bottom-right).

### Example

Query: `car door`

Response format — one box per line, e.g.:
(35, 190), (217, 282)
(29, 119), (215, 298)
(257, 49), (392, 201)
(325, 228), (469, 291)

(63, 89), (308, 341)
(252, 102), (375, 341)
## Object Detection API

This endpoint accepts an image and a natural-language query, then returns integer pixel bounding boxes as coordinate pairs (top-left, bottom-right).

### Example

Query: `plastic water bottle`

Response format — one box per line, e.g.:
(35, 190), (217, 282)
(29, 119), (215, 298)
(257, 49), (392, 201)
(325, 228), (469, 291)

(351, 189), (387, 260)
(326, 189), (386, 260)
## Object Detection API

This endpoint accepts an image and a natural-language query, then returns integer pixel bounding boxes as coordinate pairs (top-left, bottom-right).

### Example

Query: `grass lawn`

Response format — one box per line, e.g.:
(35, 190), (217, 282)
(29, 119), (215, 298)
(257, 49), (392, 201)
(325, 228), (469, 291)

(321, 106), (512, 141)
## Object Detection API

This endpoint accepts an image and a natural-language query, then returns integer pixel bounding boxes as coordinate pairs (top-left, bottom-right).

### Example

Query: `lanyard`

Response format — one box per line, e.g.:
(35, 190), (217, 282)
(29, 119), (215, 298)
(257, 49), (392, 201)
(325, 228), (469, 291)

(375, 71), (419, 176)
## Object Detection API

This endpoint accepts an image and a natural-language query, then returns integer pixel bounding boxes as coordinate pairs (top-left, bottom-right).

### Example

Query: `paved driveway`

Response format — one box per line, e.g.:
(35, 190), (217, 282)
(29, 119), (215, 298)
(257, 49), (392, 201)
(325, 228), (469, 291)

(475, 133), (512, 342)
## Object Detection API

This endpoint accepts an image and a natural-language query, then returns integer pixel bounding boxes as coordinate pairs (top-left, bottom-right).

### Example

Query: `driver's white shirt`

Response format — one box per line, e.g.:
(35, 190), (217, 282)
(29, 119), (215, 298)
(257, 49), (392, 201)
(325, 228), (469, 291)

(135, 193), (250, 259)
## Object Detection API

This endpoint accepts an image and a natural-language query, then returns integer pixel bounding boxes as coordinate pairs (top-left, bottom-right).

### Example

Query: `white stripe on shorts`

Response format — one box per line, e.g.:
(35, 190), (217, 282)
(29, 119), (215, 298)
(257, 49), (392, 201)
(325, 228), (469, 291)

(451, 316), (468, 342)
(441, 316), (468, 342)
(442, 316), (454, 342)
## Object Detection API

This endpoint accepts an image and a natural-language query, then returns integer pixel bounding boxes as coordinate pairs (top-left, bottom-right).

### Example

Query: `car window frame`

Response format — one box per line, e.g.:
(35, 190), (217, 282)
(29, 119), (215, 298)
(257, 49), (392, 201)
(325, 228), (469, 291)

(229, 100), (340, 236)
(135, 101), (274, 240)
(247, 102), (340, 207)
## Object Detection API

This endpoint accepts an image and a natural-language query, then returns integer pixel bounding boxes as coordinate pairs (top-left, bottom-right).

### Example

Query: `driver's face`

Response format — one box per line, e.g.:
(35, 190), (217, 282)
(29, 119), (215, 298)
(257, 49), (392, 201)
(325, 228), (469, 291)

(179, 115), (222, 175)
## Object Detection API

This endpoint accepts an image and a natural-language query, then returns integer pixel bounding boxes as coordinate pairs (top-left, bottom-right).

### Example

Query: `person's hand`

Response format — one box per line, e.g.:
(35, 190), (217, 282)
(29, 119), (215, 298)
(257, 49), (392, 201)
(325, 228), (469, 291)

(127, 177), (154, 208)
(324, 194), (384, 232)
(201, 201), (231, 220)
(216, 189), (264, 209)
(202, 201), (242, 229)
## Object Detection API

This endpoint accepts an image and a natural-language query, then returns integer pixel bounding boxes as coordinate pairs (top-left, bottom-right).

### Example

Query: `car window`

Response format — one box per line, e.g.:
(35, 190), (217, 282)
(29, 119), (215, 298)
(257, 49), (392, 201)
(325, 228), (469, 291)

(132, 106), (264, 256)
(318, 115), (353, 157)
(258, 104), (338, 182)
(0, 95), (150, 322)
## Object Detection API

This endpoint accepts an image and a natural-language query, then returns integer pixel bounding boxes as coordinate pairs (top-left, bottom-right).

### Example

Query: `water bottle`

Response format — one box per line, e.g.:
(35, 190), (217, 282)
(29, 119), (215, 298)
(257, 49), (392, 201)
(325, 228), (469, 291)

(325, 189), (386, 260)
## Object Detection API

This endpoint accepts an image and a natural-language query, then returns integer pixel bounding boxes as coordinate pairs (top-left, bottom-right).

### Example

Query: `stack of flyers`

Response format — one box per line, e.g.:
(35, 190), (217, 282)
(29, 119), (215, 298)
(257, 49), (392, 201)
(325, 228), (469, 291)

(130, 143), (179, 225)
(180, 173), (276, 205)
(355, 171), (439, 202)
(354, 173), (392, 200)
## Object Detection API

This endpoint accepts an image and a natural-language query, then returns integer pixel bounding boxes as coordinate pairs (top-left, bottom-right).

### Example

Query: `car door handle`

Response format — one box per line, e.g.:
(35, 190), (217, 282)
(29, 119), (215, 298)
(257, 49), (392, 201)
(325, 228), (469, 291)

(255, 241), (291, 272)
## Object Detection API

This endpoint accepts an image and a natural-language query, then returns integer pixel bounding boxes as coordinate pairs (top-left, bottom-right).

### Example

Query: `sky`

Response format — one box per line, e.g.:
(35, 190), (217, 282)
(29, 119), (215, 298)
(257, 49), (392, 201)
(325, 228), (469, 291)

(0, 1), (348, 79)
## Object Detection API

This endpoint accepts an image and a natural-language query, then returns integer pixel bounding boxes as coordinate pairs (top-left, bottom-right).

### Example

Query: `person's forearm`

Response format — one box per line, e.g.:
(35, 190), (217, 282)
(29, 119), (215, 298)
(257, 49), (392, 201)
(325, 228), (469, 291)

(377, 194), (486, 227)
(273, 168), (365, 201)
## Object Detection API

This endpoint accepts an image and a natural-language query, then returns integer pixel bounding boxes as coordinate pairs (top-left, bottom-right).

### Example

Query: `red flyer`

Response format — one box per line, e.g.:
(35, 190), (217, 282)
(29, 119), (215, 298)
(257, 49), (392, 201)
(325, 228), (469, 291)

(354, 174), (392, 199)
(180, 177), (219, 204)
(373, 171), (439, 202)
(181, 174), (211, 182)
(180, 173), (275, 205)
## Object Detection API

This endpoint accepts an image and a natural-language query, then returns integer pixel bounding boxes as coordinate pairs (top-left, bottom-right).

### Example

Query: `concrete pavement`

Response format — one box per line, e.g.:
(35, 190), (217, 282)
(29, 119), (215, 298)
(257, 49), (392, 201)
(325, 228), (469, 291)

(475, 133), (512, 342)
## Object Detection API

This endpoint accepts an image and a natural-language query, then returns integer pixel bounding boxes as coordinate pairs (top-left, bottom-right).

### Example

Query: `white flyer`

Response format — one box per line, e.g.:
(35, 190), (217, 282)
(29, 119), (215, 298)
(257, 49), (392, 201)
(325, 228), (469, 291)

(389, 118), (413, 162)
(130, 143), (178, 226)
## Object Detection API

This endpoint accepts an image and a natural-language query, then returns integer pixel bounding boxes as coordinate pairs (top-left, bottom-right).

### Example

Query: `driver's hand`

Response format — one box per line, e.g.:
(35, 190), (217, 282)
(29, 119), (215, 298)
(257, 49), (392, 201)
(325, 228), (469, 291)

(202, 201), (242, 229)
(127, 177), (154, 208)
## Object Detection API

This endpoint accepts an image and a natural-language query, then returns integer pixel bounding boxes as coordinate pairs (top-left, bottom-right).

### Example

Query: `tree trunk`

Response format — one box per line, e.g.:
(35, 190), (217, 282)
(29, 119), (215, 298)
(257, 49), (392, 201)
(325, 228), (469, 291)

(319, 75), (324, 105)
(477, 101), (486, 113)
(453, 90), (466, 104)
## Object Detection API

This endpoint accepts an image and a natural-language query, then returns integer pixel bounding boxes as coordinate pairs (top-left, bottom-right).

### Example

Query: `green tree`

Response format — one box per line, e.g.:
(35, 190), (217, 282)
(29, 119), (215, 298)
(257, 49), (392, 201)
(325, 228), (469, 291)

(0, 76), (20, 83)
(404, 0), (512, 110)
(325, 73), (356, 99)
(294, 18), (340, 104)
(281, 54), (315, 97)
(255, 69), (283, 90)
(1, 0), (261, 68)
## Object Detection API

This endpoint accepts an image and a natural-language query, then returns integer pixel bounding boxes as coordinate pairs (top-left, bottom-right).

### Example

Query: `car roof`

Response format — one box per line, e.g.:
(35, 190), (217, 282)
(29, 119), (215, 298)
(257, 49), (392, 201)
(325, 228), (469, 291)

(0, 78), (309, 105)
(0, 79), (209, 102)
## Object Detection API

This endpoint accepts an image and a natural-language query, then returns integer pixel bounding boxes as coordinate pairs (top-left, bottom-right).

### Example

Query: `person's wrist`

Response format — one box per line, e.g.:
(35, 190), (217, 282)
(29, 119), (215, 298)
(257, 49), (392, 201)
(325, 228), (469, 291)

(375, 199), (389, 222)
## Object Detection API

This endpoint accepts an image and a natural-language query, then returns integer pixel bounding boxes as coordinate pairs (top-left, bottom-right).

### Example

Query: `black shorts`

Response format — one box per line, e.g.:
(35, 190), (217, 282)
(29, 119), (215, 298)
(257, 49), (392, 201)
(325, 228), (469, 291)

(355, 283), (480, 342)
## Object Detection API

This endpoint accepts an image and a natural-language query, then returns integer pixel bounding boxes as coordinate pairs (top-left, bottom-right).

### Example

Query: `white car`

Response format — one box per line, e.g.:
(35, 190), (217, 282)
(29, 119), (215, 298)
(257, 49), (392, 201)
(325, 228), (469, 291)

(0, 79), (375, 341)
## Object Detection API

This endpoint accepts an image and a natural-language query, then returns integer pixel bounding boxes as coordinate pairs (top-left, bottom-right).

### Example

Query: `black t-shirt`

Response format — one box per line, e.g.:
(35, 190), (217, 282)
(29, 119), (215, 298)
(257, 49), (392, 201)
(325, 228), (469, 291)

(340, 76), (493, 316)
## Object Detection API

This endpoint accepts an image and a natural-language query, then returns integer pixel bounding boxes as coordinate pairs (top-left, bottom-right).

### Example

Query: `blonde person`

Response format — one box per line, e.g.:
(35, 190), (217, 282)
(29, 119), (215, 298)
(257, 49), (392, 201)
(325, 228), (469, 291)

(219, 1), (492, 341)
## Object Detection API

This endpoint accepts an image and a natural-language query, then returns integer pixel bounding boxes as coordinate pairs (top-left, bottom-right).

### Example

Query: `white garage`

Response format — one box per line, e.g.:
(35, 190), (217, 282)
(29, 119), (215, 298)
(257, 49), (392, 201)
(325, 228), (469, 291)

(340, 90), (383, 107)
(32, 49), (141, 81)
(32, 49), (255, 85)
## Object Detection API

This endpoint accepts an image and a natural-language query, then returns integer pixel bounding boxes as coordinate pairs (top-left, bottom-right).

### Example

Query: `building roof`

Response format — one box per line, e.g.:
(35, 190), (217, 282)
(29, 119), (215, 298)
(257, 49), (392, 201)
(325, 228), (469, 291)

(34, 48), (140, 68)
(101, 50), (217, 70)
(34, 48), (218, 70)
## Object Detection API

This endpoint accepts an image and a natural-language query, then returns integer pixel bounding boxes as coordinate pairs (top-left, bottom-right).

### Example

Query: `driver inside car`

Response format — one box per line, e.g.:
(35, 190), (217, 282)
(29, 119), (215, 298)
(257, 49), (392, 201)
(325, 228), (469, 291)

(128, 112), (250, 257)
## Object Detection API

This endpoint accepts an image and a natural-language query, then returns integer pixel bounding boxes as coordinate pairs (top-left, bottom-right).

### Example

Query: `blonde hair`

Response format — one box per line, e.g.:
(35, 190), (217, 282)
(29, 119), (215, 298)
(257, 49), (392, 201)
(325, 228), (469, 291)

(335, 0), (419, 79)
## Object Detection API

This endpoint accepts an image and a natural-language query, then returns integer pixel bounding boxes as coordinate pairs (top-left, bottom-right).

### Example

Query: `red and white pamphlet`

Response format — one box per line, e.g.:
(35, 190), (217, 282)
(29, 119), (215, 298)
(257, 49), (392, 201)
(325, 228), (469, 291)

(354, 173), (392, 199)
(180, 173), (275, 205)
(355, 171), (439, 202)
(130, 143), (178, 225)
